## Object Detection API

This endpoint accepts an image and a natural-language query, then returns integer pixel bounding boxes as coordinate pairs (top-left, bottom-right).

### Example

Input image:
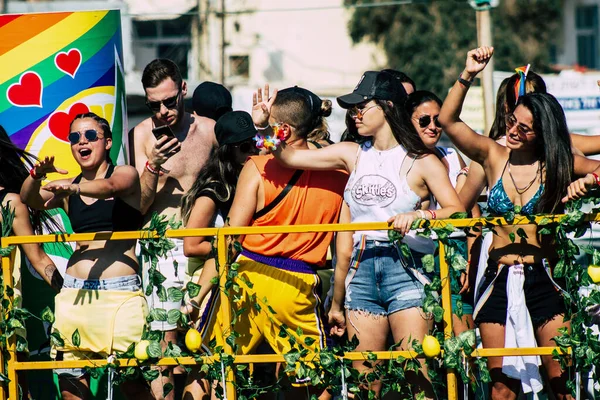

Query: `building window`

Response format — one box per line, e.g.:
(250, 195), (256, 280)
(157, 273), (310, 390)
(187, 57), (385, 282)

(132, 15), (192, 77)
(576, 5), (598, 69)
(229, 55), (250, 78)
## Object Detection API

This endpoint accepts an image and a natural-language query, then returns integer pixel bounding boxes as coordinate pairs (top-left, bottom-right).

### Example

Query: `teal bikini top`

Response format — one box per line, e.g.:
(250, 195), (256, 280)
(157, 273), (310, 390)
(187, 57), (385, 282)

(487, 161), (543, 215)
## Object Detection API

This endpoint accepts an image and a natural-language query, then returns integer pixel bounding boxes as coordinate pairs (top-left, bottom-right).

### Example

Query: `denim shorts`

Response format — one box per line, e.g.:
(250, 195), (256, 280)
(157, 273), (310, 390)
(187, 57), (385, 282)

(55, 274), (142, 378)
(344, 240), (427, 316)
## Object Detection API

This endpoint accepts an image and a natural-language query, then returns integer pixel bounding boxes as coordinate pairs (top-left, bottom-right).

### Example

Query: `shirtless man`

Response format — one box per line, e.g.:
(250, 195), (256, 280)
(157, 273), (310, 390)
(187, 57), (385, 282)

(130, 59), (216, 400)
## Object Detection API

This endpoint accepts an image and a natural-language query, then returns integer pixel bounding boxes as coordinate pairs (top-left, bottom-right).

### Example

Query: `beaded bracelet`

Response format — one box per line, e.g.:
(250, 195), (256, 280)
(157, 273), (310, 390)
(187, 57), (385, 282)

(254, 124), (286, 151)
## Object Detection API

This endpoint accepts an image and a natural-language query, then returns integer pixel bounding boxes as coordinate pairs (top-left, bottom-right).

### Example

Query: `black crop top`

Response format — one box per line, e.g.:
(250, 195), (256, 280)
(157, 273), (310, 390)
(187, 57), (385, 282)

(68, 164), (143, 233)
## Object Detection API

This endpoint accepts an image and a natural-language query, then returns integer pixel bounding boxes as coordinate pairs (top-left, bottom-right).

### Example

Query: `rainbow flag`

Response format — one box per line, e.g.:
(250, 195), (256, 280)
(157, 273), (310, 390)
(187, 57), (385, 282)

(0, 10), (127, 176)
(514, 64), (531, 104)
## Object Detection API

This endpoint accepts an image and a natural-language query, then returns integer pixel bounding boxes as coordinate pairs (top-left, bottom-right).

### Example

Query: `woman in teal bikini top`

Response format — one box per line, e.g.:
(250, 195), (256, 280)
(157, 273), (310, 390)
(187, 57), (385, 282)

(487, 159), (544, 216)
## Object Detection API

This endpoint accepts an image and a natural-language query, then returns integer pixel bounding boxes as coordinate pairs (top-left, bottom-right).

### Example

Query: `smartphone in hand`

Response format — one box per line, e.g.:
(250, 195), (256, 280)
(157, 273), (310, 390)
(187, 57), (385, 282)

(152, 125), (176, 140)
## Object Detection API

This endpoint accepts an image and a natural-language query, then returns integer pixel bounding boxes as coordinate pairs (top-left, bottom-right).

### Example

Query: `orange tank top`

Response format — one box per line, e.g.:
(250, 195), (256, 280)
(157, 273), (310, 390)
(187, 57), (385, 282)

(242, 155), (348, 267)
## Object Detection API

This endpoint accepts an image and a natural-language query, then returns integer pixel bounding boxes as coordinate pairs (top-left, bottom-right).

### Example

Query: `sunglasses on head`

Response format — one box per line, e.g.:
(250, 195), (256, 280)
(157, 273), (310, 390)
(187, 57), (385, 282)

(145, 91), (180, 113)
(68, 129), (104, 145)
(234, 139), (257, 153)
(417, 115), (441, 128)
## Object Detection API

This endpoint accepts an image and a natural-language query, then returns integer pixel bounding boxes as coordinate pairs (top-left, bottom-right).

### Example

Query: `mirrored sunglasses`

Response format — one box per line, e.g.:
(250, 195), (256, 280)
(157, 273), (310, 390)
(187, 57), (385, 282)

(68, 129), (104, 145)
(145, 92), (180, 113)
(417, 115), (441, 128)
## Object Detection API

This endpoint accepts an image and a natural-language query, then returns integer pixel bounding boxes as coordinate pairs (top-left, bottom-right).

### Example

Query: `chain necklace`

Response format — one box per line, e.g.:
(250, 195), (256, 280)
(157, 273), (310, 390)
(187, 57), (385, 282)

(374, 144), (399, 169)
(507, 156), (540, 195)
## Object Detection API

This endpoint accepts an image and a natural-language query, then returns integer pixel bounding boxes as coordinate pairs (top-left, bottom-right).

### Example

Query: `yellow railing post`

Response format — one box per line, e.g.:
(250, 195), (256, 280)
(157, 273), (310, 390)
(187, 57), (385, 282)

(216, 232), (236, 399)
(0, 242), (17, 400)
(438, 242), (458, 400)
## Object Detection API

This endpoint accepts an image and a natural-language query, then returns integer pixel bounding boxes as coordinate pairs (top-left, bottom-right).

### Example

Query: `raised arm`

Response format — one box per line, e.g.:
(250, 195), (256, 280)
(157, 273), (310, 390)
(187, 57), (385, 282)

(252, 84), (357, 172)
(439, 47), (497, 164)
(4, 194), (62, 291)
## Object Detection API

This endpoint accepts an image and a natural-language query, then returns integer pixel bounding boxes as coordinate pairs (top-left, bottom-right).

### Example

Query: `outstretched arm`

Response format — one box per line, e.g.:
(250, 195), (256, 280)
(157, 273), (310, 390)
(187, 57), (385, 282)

(439, 47), (497, 164)
(571, 133), (600, 156)
(42, 165), (141, 209)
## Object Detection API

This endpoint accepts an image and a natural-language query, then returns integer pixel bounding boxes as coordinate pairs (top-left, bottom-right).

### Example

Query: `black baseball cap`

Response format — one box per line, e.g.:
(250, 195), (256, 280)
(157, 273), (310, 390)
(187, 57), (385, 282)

(214, 111), (257, 146)
(192, 82), (233, 121)
(337, 71), (408, 109)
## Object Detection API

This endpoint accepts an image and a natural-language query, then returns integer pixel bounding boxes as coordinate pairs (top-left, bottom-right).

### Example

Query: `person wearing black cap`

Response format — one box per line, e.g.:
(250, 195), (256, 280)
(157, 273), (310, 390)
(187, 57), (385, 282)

(263, 72), (464, 398)
(192, 81), (233, 121)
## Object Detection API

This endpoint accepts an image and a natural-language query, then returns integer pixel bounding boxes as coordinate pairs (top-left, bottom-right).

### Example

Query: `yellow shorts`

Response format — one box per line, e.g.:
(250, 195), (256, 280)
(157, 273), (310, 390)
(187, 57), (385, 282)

(201, 256), (325, 355)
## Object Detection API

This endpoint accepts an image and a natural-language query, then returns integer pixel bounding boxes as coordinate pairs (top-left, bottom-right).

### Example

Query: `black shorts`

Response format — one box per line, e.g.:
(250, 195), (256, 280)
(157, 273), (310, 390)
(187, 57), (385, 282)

(474, 259), (566, 329)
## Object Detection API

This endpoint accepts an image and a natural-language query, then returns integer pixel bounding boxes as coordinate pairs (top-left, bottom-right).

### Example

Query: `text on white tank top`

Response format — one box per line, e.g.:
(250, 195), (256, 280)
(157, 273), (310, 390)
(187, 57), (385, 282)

(344, 141), (434, 253)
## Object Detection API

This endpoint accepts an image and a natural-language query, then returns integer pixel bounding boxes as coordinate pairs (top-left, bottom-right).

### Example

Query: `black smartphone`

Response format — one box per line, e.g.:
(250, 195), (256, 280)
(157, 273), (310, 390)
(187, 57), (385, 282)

(152, 125), (175, 140)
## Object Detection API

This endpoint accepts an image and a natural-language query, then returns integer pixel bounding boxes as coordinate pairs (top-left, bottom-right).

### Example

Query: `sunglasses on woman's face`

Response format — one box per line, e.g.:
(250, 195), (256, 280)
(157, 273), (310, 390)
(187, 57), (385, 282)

(349, 104), (378, 120)
(506, 114), (535, 138)
(68, 129), (104, 145)
(145, 91), (180, 113)
(417, 115), (441, 128)
(234, 139), (256, 153)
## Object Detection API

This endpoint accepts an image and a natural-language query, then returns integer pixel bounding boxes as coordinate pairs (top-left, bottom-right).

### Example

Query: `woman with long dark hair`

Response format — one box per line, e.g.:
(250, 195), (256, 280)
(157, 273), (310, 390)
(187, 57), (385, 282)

(0, 125), (62, 290)
(439, 47), (600, 400)
(180, 111), (258, 317)
(262, 71), (464, 398)
(20, 112), (152, 400)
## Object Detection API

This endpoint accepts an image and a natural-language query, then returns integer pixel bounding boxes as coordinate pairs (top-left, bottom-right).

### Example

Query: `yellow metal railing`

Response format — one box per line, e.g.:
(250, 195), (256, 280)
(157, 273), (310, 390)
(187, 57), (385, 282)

(0, 215), (584, 400)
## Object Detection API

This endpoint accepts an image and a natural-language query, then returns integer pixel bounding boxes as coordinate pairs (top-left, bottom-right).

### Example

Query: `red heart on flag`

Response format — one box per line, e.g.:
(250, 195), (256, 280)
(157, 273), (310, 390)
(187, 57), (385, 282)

(48, 103), (90, 142)
(55, 48), (81, 78)
(6, 71), (43, 108)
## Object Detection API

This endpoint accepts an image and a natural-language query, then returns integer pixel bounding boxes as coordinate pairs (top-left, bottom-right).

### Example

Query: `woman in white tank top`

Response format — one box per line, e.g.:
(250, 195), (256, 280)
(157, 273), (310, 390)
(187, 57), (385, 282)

(253, 72), (465, 398)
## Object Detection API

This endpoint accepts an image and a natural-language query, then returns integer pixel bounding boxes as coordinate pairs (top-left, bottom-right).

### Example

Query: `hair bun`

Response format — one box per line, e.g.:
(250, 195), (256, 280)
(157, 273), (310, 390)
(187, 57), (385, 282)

(321, 99), (333, 117)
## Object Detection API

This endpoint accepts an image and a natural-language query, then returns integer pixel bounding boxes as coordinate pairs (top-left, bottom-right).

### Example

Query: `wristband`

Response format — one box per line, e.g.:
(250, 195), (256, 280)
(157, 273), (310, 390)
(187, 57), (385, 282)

(427, 209), (437, 219)
(592, 172), (600, 186)
(74, 184), (81, 196)
(145, 161), (164, 176)
(457, 76), (473, 88)
(457, 166), (469, 178)
(29, 168), (46, 181)
(416, 210), (427, 219)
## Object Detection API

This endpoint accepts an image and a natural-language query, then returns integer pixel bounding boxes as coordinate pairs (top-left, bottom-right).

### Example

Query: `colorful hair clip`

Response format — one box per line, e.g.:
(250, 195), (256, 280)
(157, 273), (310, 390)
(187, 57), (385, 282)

(514, 64), (531, 104)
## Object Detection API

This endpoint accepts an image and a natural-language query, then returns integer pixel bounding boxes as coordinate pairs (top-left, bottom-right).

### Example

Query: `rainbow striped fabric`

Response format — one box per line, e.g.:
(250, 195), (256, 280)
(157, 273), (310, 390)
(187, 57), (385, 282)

(514, 64), (530, 104)
(0, 10), (126, 175)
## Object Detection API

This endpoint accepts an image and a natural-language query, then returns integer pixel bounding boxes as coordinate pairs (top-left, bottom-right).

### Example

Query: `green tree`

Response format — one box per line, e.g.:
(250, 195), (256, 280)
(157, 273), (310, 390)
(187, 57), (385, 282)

(345, 0), (562, 96)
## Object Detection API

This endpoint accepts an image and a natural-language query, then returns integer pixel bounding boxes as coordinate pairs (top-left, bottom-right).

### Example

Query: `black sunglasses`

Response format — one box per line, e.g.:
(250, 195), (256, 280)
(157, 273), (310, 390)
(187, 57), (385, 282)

(145, 91), (180, 113)
(68, 129), (104, 145)
(417, 115), (441, 128)
(234, 139), (256, 153)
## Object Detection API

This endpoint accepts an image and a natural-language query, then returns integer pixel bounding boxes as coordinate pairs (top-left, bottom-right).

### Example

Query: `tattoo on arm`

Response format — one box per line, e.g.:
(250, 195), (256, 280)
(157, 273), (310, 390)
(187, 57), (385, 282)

(44, 264), (63, 292)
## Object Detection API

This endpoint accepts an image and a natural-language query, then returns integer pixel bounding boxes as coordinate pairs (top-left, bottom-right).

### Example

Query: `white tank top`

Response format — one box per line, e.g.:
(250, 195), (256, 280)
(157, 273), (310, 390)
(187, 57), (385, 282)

(344, 141), (434, 253)
(437, 146), (462, 188)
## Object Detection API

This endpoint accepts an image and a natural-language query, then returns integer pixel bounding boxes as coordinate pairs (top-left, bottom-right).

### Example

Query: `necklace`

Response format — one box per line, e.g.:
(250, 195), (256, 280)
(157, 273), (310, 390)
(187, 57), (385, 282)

(374, 144), (399, 169)
(508, 157), (540, 195)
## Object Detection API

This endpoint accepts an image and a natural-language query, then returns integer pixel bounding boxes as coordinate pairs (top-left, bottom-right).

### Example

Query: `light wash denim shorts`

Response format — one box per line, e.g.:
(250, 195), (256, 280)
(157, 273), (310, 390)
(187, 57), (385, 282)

(54, 274), (142, 378)
(344, 240), (428, 316)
